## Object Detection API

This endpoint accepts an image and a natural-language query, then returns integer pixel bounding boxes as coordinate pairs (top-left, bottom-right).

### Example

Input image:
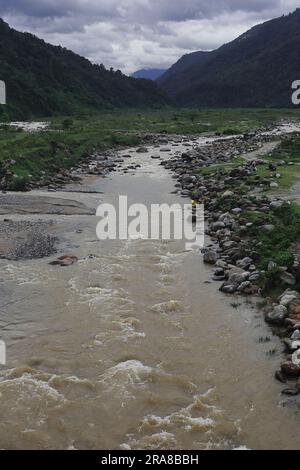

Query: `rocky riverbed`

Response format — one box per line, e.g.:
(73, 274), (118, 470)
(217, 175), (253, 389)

(157, 126), (300, 398)
(1, 122), (300, 394)
(2, 123), (300, 449)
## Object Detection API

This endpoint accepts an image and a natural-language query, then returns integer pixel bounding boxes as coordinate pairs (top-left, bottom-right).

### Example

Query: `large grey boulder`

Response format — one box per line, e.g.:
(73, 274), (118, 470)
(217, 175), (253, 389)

(265, 305), (288, 325)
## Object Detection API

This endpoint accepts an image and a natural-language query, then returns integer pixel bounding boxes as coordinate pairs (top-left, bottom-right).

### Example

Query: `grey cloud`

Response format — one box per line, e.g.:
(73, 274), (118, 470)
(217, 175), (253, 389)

(1, 1), (299, 73)
(0, 0), (284, 23)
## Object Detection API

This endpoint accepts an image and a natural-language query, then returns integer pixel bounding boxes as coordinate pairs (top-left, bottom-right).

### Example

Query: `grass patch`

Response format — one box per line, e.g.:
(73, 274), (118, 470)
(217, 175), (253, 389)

(244, 203), (300, 294)
(268, 137), (300, 163)
(194, 158), (245, 176)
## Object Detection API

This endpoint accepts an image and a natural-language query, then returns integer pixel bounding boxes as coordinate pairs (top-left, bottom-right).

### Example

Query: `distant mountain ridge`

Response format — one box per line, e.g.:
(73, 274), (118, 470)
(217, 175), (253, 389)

(157, 9), (300, 107)
(131, 69), (166, 80)
(0, 19), (169, 119)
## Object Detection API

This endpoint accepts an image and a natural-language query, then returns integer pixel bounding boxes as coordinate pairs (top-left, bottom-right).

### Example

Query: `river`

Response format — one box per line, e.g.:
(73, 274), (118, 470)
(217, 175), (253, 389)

(0, 134), (300, 450)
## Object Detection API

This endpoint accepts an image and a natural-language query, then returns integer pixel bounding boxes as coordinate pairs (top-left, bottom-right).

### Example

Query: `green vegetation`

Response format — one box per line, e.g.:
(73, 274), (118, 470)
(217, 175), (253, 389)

(267, 137), (300, 163)
(194, 158), (245, 175)
(0, 19), (168, 120)
(247, 162), (300, 191)
(246, 203), (300, 293)
(0, 123), (141, 184)
(158, 9), (300, 108)
(1, 108), (296, 184)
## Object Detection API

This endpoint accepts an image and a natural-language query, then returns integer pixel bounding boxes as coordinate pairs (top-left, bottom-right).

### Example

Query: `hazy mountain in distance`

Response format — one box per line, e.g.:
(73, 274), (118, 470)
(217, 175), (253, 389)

(157, 9), (300, 107)
(131, 69), (167, 80)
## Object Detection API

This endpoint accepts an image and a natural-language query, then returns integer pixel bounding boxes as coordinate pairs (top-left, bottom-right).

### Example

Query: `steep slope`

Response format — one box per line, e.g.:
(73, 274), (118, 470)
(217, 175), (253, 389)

(158, 9), (300, 107)
(157, 51), (212, 98)
(0, 19), (169, 119)
(131, 69), (166, 80)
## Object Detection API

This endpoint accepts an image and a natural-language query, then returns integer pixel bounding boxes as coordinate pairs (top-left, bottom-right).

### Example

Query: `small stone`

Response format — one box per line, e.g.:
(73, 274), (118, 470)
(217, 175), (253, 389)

(221, 190), (234, 198)
(231, 208), (242, 215)
(291, 330), (300, 341)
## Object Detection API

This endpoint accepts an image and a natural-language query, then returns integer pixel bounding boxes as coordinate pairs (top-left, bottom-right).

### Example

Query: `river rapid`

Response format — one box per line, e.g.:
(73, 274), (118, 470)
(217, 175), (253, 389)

(0, 133), (300, 450)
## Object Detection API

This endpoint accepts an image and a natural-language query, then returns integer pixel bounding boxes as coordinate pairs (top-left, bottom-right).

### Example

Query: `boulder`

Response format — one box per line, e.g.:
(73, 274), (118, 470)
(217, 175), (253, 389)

(237, 281), (251, 292)
(265, 305), (288, 325)
(236, 257), (253, 270)
(220, 283), (237, 294)
(289, 301), (300, 320)
(270, 200), (284, 210)
(203, 250), (219, 265)
(227, 267), (249, 285)
(281, 362), (300, 378)
(291, 330), (300, 341)
(212, 268), (226, 281)
(279, 290), (300, 307)
(49, 255), (78, 267)
(279, 271), (296, 286)
(211, 221), (226, 231)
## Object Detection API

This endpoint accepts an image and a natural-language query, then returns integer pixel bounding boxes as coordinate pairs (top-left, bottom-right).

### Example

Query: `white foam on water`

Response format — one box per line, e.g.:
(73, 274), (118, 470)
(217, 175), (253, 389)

(3, 264), (47, 285)
(141, 392), (218, 433)
(123, 431), (177, 450)
(100, 360), (153, 386)
(151, 300), (184, 314)
(112, 317), (146, 342)
(8, 121), (49, 132)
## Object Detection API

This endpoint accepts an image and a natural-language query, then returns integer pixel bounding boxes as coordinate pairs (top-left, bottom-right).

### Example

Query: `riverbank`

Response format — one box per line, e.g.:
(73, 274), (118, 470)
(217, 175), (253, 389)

(159, 125), (300, 396)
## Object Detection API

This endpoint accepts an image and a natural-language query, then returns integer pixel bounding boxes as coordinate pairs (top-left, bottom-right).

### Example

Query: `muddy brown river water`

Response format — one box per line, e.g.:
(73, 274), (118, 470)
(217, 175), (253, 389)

(0, 135), (300, 450)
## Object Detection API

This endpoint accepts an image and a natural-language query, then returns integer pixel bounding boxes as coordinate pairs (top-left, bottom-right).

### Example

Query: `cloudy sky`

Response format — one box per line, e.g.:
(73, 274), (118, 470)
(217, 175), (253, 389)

(0, 0), (299, 74)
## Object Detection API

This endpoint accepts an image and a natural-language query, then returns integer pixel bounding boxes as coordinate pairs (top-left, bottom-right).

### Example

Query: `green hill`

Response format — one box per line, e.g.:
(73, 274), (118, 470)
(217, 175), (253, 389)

(0, 19), (169, 119)
(157, 9), (300, 108)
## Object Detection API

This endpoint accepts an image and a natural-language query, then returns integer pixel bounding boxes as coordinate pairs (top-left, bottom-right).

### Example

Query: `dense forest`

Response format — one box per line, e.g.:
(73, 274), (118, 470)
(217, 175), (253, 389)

(0, 19), (169, 119)
(157, 9), (300, 108)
